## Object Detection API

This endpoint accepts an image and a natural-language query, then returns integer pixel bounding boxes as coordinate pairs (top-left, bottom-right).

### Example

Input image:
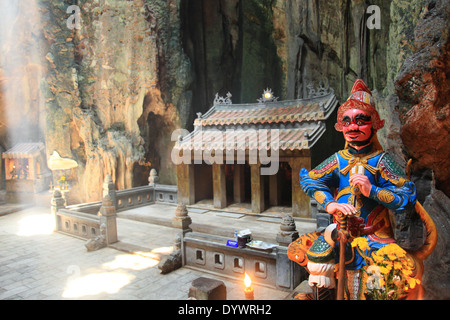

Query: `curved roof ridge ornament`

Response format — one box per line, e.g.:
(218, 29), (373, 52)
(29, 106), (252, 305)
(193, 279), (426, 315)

(306, 78), (331, 99)
(257, 88), (279, 103)
(213, 92), (233, 106)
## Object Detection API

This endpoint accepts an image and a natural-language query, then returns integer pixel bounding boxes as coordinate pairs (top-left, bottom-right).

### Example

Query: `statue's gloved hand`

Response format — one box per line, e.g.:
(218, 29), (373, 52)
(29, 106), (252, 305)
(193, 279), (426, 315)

(325, 202), (356, 216)
(349, 174), (372, 197)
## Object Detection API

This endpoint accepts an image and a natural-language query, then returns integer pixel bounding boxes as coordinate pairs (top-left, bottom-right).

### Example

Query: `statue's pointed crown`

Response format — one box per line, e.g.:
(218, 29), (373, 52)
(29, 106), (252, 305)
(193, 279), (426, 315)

(335, 79), (384, 131)
(347, 79), (375, 107)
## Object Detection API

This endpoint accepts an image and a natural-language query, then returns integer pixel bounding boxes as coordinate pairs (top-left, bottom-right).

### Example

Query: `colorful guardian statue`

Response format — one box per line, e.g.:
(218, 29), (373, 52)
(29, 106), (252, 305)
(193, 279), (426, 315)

(288, 79), (437, 300)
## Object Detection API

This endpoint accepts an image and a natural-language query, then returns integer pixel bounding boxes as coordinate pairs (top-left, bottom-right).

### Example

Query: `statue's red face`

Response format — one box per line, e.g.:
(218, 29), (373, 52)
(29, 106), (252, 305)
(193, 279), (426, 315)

(341, 109), (374, 148)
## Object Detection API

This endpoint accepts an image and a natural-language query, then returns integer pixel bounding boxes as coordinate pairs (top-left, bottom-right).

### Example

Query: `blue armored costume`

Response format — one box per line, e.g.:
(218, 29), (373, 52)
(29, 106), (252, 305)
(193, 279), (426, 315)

(299, 143), (417, 270)
(287, 79), (436, 300)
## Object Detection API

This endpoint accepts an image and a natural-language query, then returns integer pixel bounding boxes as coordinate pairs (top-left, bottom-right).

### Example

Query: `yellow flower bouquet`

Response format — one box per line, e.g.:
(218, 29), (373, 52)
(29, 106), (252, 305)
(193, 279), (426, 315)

(351, 237), (420, 300)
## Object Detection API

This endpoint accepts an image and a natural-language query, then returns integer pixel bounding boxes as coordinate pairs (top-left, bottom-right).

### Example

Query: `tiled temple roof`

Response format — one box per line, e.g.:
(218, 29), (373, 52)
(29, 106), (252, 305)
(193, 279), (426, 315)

(175, 89), (338, 152)
(2, 143), (45, 159)
(194, 91), (336, 127)
(176, 124), (326, 151)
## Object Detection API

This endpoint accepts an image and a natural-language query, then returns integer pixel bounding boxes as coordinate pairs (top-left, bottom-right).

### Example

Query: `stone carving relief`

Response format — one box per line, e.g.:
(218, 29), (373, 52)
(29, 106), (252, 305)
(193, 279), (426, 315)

(213, 92), (233, 105)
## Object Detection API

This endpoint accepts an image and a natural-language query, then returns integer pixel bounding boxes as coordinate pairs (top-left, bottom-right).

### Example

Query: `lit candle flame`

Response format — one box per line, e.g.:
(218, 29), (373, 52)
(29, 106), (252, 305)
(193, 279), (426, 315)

(244, 272), (252, 288)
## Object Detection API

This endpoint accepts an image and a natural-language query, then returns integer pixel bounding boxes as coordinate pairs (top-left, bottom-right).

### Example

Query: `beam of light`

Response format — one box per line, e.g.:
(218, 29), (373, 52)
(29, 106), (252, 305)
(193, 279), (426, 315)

(62, 272), (134, 299)
(0, 0), (45, 145)
(16, 213), (55, 236)
(0, 1), (46, 208)
(150, 247), (173, 254)
(103, 253), (159, 271)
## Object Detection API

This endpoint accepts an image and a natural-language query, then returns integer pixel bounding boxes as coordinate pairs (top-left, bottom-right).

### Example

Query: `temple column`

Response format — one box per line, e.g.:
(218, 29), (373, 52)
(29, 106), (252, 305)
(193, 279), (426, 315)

(212, 163), (227, 209)
(233, 164), (245, 203)
(289, 157), (311, 218)
(176, 163), (195, 205)
(250, 164), (265, 213)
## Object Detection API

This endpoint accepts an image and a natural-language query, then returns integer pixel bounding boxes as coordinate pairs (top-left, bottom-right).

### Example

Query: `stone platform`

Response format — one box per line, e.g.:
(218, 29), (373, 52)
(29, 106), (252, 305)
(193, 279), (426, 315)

(0, 202), (315, 300)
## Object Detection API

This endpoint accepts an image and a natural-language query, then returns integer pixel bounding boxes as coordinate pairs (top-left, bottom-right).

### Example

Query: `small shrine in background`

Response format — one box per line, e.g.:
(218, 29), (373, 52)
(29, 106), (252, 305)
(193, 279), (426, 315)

(47, 150), (79, 203)
(1, 142), (52, 202)
(174, 85), (342, 218)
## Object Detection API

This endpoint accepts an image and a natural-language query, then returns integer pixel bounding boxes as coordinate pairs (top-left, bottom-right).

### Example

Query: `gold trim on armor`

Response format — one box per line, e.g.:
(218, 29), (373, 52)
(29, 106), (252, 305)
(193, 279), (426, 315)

(377, 189), (395, 203)
(313, 191), (326, 204)
(379, 169), (407, 187)
(308, 162), (338, 179)
(339, 149), (382, 176)
(339, 149), (383, 160)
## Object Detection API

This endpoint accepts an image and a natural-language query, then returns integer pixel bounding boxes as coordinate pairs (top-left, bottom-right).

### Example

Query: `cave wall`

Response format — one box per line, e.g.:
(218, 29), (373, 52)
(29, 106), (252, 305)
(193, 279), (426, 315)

(39, 0), (191, 202)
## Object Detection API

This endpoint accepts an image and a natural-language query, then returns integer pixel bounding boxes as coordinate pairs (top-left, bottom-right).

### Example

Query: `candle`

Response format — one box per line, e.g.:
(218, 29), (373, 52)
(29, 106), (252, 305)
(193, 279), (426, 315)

(244, 273), (254, 300)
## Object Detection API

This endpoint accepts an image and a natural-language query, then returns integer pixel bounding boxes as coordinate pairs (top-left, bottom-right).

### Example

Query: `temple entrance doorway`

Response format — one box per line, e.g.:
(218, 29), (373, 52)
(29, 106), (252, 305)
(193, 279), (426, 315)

(193, 162), (213, 204)
(278, 161), (292, 207)
(261, 161), (292, 215)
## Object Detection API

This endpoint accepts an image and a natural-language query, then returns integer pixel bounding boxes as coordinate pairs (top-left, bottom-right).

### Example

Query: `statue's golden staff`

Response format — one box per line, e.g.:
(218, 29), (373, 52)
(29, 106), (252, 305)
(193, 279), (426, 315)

(336, 212), (348, 300)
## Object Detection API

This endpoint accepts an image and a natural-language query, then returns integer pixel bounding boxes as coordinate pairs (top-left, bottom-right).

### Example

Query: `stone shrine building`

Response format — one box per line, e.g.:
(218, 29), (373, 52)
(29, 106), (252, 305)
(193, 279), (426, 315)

(1, 142), (52, 203)
(174, 87), (341, 218)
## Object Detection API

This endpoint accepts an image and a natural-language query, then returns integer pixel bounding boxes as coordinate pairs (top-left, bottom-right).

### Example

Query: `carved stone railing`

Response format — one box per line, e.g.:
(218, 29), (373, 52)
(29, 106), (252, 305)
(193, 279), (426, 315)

(52, 189), (117, 251)
(171, 203), (306, 291)
(52, 170), (177, 250)
(154, 184), (177, 204)
(56, 208), (101, 240)
(182, 229), (304, 291)
(115, 185), (155, 211)
(100, 171), (177, 211)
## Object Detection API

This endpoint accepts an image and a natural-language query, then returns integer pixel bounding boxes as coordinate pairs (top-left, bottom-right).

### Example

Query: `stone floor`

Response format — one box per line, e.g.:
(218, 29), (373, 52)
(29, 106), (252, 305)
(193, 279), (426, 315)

(0, 203), (315, 300)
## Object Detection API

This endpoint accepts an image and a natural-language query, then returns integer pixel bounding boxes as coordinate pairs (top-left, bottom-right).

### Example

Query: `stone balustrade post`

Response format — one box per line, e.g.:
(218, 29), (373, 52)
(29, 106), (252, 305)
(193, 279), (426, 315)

(148, 168), (160, 186)
(98, 194), (118, 245)
(172, 203), (192, 235)
(51, 189), (66, 232)
(103, 174), (117, 209)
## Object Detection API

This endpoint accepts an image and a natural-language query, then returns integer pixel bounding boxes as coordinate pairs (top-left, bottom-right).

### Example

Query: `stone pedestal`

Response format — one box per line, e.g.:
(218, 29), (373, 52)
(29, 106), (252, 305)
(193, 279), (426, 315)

(172, 204), (192, 235)
(188, 277), (227, 300)
(276, 214), (299, 246)
(51, 189), (66, 232)
(98, 194), (118, 245)
(148, 168), (159, 185)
